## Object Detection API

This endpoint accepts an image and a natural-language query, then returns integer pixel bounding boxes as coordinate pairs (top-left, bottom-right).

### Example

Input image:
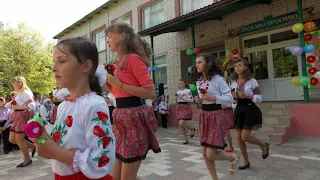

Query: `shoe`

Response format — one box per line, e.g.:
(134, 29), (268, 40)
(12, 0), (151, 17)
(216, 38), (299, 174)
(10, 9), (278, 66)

(4, 151), (9, 154)
(31, 148), (36, 157)
(262, 143), (269, 159)
(183, 141), (189, 145)
(238, 162), (250, 170)
(226, 147), (234, 153)
(17, 160), (32, 168)
(190, 128), (195, 138)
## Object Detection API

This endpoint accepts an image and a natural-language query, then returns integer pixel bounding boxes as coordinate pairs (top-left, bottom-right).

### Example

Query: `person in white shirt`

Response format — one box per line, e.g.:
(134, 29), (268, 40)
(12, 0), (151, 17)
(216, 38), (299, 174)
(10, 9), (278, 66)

(50, 87), (70, 124)
(191, 53), (240, 178)
(39, 99), (53, 124)
(158, 94), (168, 128)
(106, 92), (116, 125)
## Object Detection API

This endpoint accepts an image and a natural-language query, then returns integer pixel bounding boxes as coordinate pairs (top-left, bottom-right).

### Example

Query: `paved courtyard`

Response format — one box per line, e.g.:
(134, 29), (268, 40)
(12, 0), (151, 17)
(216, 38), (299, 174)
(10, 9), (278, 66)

(1, 127), (320, 180)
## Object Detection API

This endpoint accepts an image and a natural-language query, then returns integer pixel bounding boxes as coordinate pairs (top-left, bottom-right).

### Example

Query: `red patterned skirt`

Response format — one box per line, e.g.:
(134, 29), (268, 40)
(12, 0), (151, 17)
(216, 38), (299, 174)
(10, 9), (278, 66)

(10, 110), (33, 133)
(112, 104), (161, 163)
(199, 107), (232, 149)
(55, 172), (113, 180)
(222, 108), (234, 130)
(50, 106), (58, 124)
(176, 103), (192, 120)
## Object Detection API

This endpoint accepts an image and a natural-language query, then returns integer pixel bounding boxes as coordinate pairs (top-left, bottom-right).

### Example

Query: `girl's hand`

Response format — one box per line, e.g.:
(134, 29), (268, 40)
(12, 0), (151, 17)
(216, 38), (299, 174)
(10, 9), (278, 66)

(194, 96), (202, 104)
(107, 74), (121, 89)
(202, 94), (216, 101)
(221, 105), (227, 109)
(237, 91), (246, 99)
(30, 134), (59, 159)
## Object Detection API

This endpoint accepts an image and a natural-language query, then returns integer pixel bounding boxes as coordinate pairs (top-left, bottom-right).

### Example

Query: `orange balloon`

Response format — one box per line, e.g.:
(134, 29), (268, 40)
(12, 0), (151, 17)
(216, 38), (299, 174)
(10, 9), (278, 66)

(304, 21), (317, 32)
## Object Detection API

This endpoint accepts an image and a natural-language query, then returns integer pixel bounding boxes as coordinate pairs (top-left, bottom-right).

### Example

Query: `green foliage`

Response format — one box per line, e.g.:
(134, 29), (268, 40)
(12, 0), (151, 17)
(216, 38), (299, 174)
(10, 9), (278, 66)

(0, 22), (55, 97)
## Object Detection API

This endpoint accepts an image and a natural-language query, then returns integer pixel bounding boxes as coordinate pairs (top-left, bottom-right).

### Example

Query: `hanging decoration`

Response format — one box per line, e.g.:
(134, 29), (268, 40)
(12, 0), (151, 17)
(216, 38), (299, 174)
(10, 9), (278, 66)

(291, 46), (304, 56)
(152, 66), (159, 71)
(227, 54), (234, 60)
(232, 48), (239, 55)
(292, 77), (301, 86)
(308, 67), (318, 75)
(299, 76), (310, 86)
(189, 84), (197, 92)
(186, 49), (193, 56)
(310, 77), (319, 86)
(304, 34), (313, 41)
(292, 23), (304, 33)
(304, 21), (317, 32)
(187, 66), (193, 73)
(303, 45), (315, 53)
(306, 55), (316, 63)
(193, 48), (200, 55)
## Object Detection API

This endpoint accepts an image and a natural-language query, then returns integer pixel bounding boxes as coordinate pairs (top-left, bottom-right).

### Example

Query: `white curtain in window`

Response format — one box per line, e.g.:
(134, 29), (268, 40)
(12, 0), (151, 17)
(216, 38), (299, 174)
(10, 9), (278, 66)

(96, 31), (106, 52)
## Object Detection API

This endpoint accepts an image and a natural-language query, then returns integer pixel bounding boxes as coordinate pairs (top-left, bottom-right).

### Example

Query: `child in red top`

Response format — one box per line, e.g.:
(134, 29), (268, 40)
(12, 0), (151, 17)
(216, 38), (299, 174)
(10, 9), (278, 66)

(105, 23), (161, 180)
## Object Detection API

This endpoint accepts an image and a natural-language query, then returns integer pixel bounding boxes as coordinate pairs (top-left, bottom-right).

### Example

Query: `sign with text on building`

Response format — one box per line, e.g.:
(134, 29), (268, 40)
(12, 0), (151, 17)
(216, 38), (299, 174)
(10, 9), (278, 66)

(228, 7), (314, 37)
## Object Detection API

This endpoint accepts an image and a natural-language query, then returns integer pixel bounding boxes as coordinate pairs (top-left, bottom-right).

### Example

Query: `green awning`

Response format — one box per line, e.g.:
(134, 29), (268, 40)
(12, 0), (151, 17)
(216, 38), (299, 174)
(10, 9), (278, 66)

(138, 0), (272, 37)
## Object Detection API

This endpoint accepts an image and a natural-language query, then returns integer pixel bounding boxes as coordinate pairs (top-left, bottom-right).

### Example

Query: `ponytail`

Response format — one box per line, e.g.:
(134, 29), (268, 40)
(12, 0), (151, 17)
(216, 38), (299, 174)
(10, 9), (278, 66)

(89, 74), (102, 96)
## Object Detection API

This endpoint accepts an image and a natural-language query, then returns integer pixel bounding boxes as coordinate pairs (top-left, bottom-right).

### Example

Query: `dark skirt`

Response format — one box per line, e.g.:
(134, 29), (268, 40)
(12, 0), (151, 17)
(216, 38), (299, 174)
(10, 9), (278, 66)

(176, 102), (192, 120)
(10, 110), (33, 133)
(112, 97), (161, 163)
(108, 106), (115, 125)
(234, 98), (262, 130)
(199, 104), (230, 149)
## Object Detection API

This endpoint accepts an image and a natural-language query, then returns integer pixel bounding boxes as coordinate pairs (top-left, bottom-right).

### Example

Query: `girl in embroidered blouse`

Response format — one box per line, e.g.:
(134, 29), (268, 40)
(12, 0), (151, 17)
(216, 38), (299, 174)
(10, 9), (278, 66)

(175, 79), (195, 144)
(31, 37), (115, 180)
(105, 23), (161, 180)
(191, 53), (240, 179)
(50, 86), (70, 124)
(8, 76), (36, 168)
(230, 58), (269, 170)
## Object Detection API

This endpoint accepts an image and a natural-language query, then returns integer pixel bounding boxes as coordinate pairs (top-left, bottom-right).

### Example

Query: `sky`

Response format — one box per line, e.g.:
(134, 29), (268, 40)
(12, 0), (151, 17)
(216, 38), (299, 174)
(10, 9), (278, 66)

(0, 0), (108, 42)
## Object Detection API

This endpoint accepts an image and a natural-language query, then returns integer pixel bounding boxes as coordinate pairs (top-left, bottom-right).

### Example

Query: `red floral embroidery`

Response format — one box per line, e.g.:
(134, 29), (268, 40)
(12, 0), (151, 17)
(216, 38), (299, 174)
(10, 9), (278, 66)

(97, 112), (109, 122)
(308, 67), (317, 75)
(53, 131), (61, 144)
(307, 55), (316, 63)
(98, 155), (110, 167)
(12, 100), (17, 105)
(93, 126), (106, 137)
(231, 88), (236, 93)
(310, 77), (319, 86)
(66, 116), (73, 127)
(102, 136), (112, 149)
(199, 88), (207, 94)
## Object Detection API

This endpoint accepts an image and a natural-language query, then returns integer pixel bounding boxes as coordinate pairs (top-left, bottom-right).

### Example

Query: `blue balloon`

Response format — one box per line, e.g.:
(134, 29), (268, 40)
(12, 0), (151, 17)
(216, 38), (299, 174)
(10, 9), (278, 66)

(152, 66), (159, 71)
(187, 66), (193, 73)
(303, 45), (315, 53)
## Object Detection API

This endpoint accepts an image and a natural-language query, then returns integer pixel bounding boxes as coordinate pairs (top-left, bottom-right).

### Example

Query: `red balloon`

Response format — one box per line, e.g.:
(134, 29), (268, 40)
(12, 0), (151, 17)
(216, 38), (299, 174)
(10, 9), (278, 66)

(193, 48), (200, 55)
(306, 55), (316, 63)
(310, 77), (319, 86)
(304, 34), (313, 42)
(232, 48), (239, 55)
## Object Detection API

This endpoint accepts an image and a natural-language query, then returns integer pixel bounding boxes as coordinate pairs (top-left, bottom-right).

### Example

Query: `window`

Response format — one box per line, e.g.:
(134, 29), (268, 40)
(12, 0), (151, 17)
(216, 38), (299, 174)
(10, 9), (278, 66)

(181, 0), (212, 15)
(153, 56), (167, 86)
(121, 17), (131, 25)
(94, 30), (106, 52)
(142, 0), (164, 30)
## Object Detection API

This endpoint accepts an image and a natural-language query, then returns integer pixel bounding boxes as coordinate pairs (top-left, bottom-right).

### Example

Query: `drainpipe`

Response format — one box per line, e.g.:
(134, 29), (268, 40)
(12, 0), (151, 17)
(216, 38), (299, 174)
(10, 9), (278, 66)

(191, 23), (198, 99)
(151, 35), (155, 84)
(297, 0), (309, 103)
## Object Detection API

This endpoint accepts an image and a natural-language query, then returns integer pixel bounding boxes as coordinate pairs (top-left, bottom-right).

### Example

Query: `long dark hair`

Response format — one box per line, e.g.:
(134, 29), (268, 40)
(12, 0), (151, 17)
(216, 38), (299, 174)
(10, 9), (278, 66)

(229, 58), (253, 81)
(188, 53), (223, 81)
(105, 22), (151, 67)
(55, 37), (102, 96)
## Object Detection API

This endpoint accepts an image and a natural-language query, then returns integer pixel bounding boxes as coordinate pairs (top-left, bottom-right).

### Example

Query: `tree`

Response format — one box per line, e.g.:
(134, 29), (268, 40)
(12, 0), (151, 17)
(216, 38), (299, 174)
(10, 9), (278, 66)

(0, 22), (55, 97)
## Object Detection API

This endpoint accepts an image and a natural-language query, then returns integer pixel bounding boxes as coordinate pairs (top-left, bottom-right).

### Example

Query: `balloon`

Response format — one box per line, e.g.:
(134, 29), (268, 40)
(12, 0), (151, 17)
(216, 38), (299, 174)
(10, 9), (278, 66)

(304, 34), (313, 42)
(291, 46), (303, 56)
(299, 76), (310, 86)
(193, 48), (200, 55)
(310, 77), (319, 86)
(292, 77), (300, 86)
(304, 21), (316, 32)
(228, 54), (234, 60)
(152, 66), (159, 71)
(148, 67), (153, 73)
(189, 84), (197, 92)
(311, 38), (320, 45)
(186, 49), (193, 56)
(310, 85), (318, 90)
(303, 45), (315, 53)
(308, 67), (318, 75)
(306, 55), (316, 63)
(292, 23), (304, 33)
(232, 48), (239, 55)
(187, 66), (193, 73)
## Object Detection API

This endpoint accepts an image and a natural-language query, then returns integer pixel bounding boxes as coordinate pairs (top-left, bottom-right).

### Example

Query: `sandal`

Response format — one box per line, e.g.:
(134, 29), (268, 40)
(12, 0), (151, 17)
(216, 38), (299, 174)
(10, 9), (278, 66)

(183, 141), (189, 145)
(228, 154), (240, 175)
(226, 147), (234, 153)
(190, 128), (195, 138)
(262, 142), (269, 159)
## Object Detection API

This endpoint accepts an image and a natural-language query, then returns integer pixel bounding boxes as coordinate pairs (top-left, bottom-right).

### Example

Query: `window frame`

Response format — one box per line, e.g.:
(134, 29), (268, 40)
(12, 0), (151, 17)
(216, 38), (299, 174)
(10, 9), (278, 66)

(152, 56), (168, 87)
(142, 0), (165, 30)
(180, 0), (213, 15)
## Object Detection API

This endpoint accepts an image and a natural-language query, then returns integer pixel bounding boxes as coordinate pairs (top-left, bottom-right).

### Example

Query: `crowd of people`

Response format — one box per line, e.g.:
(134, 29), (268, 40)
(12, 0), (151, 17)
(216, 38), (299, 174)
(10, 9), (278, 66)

(0, 22), (270, 180)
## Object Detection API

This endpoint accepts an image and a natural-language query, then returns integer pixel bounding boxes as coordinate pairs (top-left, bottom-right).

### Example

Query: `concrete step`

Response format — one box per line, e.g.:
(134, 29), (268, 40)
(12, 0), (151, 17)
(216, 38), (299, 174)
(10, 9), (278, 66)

(251, 131), (284, 145)
(262, 116), (291, 126)
(260, 109), (293, 116)
(257, 102), (294, 110)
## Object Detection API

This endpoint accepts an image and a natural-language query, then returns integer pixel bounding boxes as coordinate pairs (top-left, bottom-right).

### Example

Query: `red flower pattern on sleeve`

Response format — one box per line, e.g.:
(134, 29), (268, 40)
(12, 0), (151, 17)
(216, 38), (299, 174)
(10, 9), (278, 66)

(252, 86), (261, 95)
(66, 116), (73, 127)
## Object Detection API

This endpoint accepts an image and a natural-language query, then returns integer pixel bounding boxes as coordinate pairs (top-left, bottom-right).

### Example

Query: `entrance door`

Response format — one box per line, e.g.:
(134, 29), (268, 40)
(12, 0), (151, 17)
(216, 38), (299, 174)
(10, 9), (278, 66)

(243, 27), (303, 101)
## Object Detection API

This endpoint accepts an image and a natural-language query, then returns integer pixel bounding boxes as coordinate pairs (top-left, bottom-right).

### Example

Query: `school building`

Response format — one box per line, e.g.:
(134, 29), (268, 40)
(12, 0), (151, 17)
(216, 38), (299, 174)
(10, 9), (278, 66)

(54, 0), (320, 144)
